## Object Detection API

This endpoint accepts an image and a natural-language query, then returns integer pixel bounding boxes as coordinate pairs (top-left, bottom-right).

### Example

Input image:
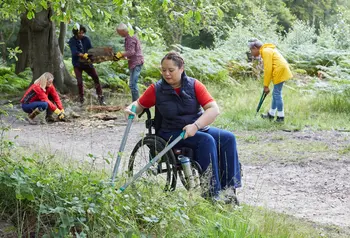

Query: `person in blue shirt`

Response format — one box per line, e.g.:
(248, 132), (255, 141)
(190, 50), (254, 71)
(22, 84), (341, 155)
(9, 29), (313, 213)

(68, 24), (106, 105)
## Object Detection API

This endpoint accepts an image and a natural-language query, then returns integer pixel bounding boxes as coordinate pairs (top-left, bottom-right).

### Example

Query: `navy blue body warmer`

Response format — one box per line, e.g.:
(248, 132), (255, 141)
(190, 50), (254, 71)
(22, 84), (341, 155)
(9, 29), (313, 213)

(155, 73), (202, 131)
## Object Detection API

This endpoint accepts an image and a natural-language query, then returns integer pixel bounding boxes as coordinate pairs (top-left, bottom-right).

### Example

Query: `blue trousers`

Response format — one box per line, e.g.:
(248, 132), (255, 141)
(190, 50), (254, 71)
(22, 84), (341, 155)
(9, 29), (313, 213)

(129, 64), (143, 102)
(158, 127), (241, 195)
(271, 82), (284, 111)
(21, 101), (48, 113)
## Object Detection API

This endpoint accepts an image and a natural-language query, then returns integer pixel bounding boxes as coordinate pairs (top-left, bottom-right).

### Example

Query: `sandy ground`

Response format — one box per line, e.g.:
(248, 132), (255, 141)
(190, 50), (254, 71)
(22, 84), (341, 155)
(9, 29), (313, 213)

(2, 106), (350, 236)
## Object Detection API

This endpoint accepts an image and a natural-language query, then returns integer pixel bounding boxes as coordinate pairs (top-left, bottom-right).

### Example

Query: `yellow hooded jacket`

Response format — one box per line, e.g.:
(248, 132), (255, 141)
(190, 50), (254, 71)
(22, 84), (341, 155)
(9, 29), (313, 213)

(260, 43), (293, 87)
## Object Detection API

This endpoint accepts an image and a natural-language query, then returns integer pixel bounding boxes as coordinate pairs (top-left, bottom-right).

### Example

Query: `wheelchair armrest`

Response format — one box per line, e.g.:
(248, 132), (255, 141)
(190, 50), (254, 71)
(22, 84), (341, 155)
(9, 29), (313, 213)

(139, 108), (151, 120)
(145, 118), (154, 130)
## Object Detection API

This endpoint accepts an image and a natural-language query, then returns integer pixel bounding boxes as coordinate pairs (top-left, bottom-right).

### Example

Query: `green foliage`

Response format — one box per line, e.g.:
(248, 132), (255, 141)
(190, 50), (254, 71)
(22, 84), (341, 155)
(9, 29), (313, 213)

(282, 20), (317, 48)
(311, 88), (350, 114)
(0, 65), (31, 95)
(0, 143), (323, 237)
(284, 0), (344, 30)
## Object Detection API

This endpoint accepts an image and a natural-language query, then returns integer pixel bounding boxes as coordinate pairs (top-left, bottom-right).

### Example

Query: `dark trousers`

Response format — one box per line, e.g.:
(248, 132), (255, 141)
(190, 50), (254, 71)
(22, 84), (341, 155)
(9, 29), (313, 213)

(158, 127), (241, 195)
(74, 66), (102, 98)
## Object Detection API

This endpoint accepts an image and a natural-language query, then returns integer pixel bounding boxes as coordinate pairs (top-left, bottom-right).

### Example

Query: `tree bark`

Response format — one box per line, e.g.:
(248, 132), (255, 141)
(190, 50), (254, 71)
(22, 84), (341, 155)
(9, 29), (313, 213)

(58, 22), (67, 54)
(15, 17), (30, 74)
(15, 9), (77, 93)
(0, 31), (6, 63)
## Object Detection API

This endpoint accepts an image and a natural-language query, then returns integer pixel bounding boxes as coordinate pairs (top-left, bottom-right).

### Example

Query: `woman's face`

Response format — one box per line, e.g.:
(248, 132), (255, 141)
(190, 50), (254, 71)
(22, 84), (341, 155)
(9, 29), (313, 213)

(46, 79), (53, 87)
(161, 59), (184, 88)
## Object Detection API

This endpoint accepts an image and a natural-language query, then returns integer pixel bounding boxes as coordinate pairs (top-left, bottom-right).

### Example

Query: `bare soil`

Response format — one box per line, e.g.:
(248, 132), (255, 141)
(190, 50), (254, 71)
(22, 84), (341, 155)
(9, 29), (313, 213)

(3, 106), (350, 236)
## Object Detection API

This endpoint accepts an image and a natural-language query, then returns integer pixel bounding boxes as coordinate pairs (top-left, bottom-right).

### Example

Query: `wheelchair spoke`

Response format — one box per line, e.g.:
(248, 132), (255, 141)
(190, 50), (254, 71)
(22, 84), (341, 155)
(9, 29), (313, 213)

(128, 135), (177, 191)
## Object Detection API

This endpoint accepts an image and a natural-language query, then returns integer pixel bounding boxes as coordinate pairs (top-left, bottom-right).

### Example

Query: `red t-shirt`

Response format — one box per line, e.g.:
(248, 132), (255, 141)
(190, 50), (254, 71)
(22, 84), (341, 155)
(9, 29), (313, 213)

(138, 79), (214, 108)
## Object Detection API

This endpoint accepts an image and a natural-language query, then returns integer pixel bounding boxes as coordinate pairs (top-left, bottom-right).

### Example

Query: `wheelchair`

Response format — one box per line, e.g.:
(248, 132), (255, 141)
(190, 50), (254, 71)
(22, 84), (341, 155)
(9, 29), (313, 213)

(127, 108), (203, 191)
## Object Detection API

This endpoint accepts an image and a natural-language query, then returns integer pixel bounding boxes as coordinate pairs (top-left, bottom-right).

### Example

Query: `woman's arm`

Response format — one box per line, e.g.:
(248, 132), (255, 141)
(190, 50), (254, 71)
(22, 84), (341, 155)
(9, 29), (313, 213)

(124, 100), (144, 116)
(195, 101), (220, 128)
(124, 84), (156, 118)
(183, 101), (220, 139)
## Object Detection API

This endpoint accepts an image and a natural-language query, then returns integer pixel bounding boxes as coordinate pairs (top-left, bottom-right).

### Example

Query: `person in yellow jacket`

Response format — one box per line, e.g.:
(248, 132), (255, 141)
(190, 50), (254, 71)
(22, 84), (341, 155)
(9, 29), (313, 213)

(249, 39), (293, 122)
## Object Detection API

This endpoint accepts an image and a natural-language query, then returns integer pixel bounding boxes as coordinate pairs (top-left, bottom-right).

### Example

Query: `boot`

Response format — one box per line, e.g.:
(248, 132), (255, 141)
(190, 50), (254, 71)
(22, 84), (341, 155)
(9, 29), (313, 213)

(276, 116), (285, 123)
(45, 109), (56, 123)
(261, 112), (275, 121)
(46, 114), (56, 123)
(98, 95), (106, 106)
(27, 108), (41, 125)
(79, 96), (85, 106)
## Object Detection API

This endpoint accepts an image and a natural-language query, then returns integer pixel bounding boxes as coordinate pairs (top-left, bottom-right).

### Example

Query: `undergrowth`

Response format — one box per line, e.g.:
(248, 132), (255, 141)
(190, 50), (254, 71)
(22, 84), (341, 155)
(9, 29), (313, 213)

(0, 144), (324, 238)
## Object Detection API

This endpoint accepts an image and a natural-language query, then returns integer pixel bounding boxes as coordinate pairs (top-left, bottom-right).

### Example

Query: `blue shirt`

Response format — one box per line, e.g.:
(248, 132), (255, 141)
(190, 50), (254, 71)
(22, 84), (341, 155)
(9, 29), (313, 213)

(68, 36), (93, 67)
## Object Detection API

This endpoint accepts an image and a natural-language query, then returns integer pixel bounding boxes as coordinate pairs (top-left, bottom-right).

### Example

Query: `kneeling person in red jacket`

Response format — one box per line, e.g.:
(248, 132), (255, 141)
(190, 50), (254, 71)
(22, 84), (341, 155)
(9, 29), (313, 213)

(20, 72), (65, 124)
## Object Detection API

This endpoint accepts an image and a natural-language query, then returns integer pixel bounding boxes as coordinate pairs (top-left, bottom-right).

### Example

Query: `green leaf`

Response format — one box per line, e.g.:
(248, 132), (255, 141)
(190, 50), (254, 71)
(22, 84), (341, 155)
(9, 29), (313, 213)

(217, 8), (224, 19)
(26, 11), (34, 20)
(113, 0), (124, 5)
(187, 10), (193, 18)
(40, 0), (48, 9)
(104, 11), (112, 20)
(162, 0), (168, 11)
(88, 22), (95, 31)
(195, 11), (201, 23)
(83, 8), (93, 18)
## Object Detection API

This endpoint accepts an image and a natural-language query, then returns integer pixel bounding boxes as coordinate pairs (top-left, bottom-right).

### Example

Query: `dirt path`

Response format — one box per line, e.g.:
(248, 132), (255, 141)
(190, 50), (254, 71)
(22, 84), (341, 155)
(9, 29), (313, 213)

(3, 109), (350, 234)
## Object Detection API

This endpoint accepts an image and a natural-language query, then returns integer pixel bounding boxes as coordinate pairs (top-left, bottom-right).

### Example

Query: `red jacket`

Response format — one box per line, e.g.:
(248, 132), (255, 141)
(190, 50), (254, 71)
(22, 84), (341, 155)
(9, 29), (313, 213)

(20, 84), (63, 111)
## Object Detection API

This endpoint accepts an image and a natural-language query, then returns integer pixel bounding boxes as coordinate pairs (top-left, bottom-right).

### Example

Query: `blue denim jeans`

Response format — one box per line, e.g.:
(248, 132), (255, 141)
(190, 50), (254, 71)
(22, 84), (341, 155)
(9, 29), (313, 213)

(158, 127), (241, 195)
(129, 64), (143, 102)
(271, 82), (284, 111)
(21, 101), (48, 113)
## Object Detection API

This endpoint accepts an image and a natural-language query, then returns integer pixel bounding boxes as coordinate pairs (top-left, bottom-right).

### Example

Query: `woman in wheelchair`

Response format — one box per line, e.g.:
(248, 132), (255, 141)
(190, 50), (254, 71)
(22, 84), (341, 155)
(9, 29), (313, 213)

(124, 52), (241, 203)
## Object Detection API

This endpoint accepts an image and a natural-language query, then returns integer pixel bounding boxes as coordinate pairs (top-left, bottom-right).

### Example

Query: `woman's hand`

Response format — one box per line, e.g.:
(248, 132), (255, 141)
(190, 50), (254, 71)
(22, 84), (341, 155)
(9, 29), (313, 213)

(124, 106), (137, 120)
(263, 86), (270, 94)
(183, 123), (198, 139)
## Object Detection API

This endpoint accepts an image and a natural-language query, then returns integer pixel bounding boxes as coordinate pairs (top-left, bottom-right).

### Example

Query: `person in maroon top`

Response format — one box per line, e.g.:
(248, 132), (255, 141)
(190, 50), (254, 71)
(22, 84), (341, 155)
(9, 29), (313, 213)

(20, 72), (65, 124)
(116, 23), (144, 102)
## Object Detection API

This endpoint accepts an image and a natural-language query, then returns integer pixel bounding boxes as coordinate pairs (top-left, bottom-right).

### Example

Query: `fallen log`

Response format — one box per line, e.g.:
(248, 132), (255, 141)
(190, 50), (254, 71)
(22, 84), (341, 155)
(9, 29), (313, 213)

(87, 105), (123, 112)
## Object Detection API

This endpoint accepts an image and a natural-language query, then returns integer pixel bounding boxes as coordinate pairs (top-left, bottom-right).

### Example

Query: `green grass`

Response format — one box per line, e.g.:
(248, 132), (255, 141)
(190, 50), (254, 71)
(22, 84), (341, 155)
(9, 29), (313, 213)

(208, 79), (350, 131)
(0, 149), (326, 238)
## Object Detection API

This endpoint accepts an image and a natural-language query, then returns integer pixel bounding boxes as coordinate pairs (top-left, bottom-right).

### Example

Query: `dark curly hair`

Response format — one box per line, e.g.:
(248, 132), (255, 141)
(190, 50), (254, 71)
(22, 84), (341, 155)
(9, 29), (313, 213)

(72, 24), (87, 36)
(161, 52), (185, 68)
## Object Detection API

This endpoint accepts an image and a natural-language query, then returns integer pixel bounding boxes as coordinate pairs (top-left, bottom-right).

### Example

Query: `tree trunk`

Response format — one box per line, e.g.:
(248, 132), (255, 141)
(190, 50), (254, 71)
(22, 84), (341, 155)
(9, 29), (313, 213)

(58, 22), (67, 54)
(0, 31), (6, 63)
(15, 9), (77, 93)
(15, 17), (31, 74)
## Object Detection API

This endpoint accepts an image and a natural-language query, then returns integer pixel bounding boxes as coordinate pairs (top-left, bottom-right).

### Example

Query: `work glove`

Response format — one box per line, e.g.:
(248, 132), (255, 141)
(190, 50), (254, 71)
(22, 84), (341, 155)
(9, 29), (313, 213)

(58, 112), (65, 120)
(54, 108), (61, 115)
(82, 53), (89, 59)
(54, 108), (65, 120)
(113, 52), (123, 61)
(82, 53), (93, 63)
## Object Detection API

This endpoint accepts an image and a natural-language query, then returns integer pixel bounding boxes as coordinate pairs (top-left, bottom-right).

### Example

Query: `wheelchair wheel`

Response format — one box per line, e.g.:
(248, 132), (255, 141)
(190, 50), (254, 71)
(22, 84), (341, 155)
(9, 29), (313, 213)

(128, 135), (178, 191)
(178, 160), (202, 190)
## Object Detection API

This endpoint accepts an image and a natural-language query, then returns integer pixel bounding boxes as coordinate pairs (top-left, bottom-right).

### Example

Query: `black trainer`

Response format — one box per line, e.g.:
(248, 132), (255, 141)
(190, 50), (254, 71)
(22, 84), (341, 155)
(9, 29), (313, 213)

(98, 95), (106, 106)
(79, 96), (85, 106)
(276, 116), (284, 122)
(261, 112), (275, 120)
